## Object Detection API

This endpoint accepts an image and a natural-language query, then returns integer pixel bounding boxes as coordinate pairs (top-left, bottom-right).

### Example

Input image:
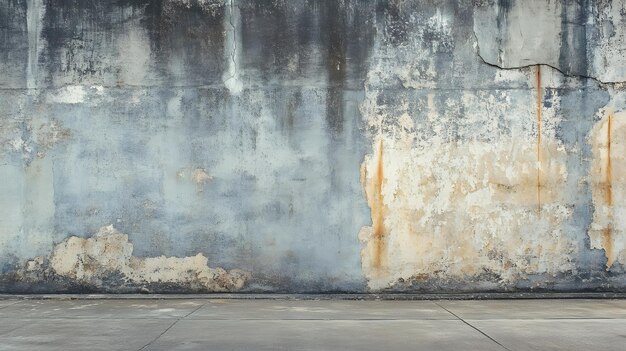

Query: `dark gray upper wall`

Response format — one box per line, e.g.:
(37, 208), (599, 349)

(1, 0), (378, 89)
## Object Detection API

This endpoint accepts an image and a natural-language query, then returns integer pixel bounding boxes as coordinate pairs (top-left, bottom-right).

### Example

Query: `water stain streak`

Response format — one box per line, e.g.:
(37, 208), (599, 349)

(604, 111), (614, 268)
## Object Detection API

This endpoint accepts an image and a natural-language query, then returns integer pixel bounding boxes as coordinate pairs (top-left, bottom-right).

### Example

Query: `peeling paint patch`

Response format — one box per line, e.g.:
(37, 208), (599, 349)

(359, 134), (576, 290)
(21, 225), (250, 291)
(191, 168), (213, 184)
(589, 110), (626, 269)
(177, 167), (214, 185)
(5, 119), (71, 160)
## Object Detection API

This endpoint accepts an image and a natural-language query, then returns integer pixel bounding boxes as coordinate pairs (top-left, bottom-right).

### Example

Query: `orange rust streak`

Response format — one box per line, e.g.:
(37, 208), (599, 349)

(536, 65), (542, 213)
(372, 139), (386, 268)
(607, 113), (613, 206)
(605, 112), (613, 270)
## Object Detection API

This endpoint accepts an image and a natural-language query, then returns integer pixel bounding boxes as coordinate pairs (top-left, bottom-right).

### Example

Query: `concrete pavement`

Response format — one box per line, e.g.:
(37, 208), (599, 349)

(0, 298), (625, 350)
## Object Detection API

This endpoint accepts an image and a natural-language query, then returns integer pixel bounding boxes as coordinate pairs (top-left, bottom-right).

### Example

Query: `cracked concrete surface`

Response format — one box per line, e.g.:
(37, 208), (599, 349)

(0, 298), (625, 350)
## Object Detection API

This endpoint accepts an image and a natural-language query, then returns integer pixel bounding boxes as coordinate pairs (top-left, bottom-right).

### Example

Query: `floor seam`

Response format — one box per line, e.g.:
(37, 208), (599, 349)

(136, 302), (206, 351)
(434, 302), (512, 351)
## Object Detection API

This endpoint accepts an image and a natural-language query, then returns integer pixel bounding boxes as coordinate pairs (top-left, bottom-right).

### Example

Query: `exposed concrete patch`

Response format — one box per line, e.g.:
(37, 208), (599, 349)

(589, 110), (626, 269)
(20, 225), (250, 292)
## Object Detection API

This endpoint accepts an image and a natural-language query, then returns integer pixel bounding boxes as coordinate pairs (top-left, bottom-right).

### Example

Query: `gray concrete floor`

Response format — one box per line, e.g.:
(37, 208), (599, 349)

(0, 298), (625, 351)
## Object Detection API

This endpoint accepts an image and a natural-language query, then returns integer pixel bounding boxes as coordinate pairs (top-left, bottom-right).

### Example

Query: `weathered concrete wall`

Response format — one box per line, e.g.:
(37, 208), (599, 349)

(0, 0), (625, 293)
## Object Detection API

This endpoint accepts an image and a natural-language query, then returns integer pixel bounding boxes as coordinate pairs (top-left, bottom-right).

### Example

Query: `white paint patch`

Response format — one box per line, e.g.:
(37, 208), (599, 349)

(49, 86), (87, 104)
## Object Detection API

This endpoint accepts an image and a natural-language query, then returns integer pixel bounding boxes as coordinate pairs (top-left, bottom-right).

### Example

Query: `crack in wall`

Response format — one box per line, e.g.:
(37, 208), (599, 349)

(222, 0), (242, 95)
(472, 31), (626, 86)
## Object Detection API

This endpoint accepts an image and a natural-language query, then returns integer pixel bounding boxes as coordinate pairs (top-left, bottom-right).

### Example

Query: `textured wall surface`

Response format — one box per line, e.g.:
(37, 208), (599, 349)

(0, 0), (625, 293)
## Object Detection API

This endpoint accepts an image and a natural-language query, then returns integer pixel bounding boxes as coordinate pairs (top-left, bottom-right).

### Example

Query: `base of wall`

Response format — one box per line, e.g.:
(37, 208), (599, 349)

(2, 292), (625, 300)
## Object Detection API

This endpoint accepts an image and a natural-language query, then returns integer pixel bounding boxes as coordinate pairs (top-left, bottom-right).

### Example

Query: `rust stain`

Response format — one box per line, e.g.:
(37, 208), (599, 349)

(371, 138), (386, 269)
(588, 110), (624, 270)
(535, 65), (542, 213)
(607, 112), (613, 206)
(604, 112), (614, 269)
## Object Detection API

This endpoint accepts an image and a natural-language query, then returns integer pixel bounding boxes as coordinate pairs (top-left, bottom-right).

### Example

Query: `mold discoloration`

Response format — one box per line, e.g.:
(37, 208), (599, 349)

(589, 110), (625, 270)
(19, 225), (250, 291)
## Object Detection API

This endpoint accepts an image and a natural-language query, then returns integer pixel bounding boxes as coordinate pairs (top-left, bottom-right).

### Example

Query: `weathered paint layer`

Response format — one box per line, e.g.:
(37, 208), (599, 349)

(359, 99), (576, 290)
